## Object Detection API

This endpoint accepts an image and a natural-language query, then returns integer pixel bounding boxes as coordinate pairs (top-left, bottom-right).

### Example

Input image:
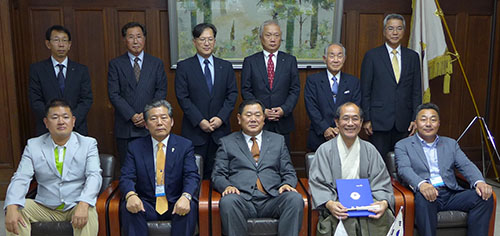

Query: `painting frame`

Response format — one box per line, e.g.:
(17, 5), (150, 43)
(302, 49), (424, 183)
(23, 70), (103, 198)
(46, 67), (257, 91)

(168, 0), (344, 69)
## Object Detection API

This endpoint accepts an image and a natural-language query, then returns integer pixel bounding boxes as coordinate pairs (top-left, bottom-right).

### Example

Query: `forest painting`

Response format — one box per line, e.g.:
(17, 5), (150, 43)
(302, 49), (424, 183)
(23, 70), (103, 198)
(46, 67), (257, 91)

(169, 0), (342, 68)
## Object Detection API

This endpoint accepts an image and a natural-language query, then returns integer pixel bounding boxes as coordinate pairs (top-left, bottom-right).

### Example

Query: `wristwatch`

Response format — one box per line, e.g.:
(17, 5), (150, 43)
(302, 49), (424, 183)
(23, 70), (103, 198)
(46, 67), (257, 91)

(182, 192), (192, 201)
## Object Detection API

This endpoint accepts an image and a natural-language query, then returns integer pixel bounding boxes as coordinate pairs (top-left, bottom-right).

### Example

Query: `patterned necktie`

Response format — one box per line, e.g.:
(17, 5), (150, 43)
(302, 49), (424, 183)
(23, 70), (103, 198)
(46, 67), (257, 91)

(57, 64), (65, 93)
(204, 59), (213, 93)
(155, 142), (168, 214)
(391, 49), (400, 83)
(331, 76), (338, 104)
(251, 137), (266, 194)
(267, 53), (275, 89)
(133, 57), (141, 82)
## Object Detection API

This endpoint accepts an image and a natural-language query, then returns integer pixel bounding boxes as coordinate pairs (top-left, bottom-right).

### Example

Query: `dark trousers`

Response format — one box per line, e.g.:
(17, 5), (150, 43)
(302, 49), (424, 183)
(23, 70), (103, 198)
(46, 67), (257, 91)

(414, 188), (493, 236)
(219, 190), (304, 236)
(195, 137), (218, 180)
(120, 198), (198, 236)
(371, 127), (408, 159)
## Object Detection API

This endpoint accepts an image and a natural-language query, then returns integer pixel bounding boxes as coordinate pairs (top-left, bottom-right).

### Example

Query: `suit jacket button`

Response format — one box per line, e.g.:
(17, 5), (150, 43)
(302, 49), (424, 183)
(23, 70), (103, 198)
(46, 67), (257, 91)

(251, 186), (254, 189)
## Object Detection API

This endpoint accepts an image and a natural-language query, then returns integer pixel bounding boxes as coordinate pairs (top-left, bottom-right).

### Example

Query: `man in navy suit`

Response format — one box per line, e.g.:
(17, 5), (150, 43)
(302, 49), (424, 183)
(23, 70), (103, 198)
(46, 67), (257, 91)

(120, 100), (200, 236)
(29, 25), (93, 136)
(361, 13), (422, 159)
(304, 43), (361, 151)
(241, 20), (300, 150)
(395, 103), (493, 236)
(108, 22), (168, 168)
(175, 23), (238, 179)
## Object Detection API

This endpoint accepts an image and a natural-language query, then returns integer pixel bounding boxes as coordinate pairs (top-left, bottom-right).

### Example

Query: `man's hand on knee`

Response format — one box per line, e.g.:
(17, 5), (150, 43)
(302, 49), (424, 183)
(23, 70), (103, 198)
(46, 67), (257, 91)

(475, 182), (493, 200)
(126, 191), (145, 213)
(222, 186), (240, 196)
(5, 204), (26, 235)
(72, 202), (89, 229)
(419, 182), (438, 202)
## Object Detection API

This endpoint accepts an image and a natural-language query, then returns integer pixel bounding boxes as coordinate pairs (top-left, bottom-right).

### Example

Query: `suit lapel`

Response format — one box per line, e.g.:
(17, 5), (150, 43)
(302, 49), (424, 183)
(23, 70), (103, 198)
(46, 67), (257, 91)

(190, 55), (212, 97)
(120, 53), (137, 89)
(165, 135), (177, 173)
(320, 71), (336, 111)
(379, 46), (397, 84)
(236, 132), (257, 168)
(43, 59), (63, 97)
(211, 57), (224, 99)
(63, 60), (76, 97)
(411, 135), (430, 171)
(41, 135), (61, 177)
(435, 138), (447, 175)
(273, 52), (286, 90)
(136, 54), (152, 91)
(62, 133), (78, 178)
(142, 137), (156, 189)
(256, 52), (270, 91)
(400, 48), (410, 83)
(336, 72), (349, 106)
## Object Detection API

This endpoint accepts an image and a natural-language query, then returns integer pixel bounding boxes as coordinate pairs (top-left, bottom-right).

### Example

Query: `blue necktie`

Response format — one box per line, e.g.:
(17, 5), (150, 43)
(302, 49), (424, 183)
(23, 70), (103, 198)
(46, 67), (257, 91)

(57, 64), (65, 93)
(331, 76), (338, 103)
(204, 59), (213, 93)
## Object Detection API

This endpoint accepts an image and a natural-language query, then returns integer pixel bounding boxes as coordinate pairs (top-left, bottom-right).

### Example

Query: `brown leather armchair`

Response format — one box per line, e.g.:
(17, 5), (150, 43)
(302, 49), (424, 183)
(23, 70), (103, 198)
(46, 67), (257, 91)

(386, 151), (497, 236)
(106, 154), (207, 236)
(302, 152), (410, 236)
(27, 153), (116, 236)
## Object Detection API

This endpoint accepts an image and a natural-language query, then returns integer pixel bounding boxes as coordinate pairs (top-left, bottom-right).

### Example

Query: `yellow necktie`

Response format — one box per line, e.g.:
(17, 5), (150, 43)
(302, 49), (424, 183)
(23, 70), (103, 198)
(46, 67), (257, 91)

(391, 49), (400, 83)
(156, 142), (168, 214)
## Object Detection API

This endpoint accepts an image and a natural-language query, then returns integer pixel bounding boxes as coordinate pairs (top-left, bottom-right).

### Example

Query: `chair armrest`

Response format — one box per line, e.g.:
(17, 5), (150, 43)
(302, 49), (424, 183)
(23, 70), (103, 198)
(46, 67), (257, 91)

(296, 179), (309, 236)
(97, 180), (119, 236)
(107, 180), (122, 236)
(211, 184), (222, 236)
(199, 180), (211, 236)
(391, 178), (414, 236)
(489, 189), (497, 236)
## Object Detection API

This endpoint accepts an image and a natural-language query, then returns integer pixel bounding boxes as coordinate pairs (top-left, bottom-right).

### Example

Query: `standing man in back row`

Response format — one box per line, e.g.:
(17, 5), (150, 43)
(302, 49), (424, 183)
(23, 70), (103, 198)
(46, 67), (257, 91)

(360, 13), (421, 159)
(108, 22), (168, 170)
(175, 23), (238, 179)
(241, 20), (300, 150)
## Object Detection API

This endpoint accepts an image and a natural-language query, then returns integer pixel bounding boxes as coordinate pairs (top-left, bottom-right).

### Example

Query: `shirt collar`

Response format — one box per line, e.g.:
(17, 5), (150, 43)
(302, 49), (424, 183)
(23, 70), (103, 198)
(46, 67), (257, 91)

(51, 56), (68, 67)
(128, 51), (144, 62)
(50, 132), (74, 148)
(242, 130), (263, 143)
(416, 132), (439, 148)
(385, 43), (401, 55)
(196, 54), (214, 66)
(327, 70), (341, 82)
(263, 50), (278, 58)
(152, 135), (170, 150)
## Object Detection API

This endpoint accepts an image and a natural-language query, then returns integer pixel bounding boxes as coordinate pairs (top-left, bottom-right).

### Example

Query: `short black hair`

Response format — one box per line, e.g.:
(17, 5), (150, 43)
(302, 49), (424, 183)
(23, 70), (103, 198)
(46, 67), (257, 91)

(334, 102), (364, 120)
(45, 99), (72, 117)
(121, 22), (147, 37)
(45, 25), (71, 41)
(192, 23), (217, 39)
(415, 103), (440, 118)
(238, 99), (265, 114)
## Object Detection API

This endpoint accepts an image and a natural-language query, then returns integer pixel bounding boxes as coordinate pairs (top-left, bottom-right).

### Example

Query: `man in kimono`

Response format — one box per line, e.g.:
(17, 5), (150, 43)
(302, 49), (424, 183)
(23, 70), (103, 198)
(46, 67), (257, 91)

(309, 102), (394, 235)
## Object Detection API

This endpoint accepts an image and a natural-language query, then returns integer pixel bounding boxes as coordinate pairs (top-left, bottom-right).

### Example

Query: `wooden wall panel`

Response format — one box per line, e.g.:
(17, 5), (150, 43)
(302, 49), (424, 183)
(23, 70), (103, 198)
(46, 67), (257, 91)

(29, 8), (62, 61)
(116, 10), (147, 56)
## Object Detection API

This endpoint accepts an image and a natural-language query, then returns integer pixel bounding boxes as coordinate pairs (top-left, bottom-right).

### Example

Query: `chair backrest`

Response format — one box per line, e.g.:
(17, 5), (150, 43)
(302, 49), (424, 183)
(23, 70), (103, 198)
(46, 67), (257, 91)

(385, 152), (399, 181)
(99, 153), (115, 194)
(304, 152), (315, 178)
(194, 154), (203, 177)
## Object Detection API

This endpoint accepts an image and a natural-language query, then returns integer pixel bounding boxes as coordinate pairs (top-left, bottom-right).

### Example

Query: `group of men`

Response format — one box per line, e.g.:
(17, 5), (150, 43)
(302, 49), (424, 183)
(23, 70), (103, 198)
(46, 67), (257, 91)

(3, 12), (494, 236)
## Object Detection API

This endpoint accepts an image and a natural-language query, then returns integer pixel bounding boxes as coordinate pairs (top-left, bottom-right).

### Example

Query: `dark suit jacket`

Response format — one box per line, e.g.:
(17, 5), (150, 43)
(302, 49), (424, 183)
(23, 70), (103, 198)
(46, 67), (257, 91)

(212, 131), (298, 200)
(360, 45), (421, 132)
(28, 58), (93, 136)
(119, 134), (200, 204)
(241, 51), (300, 133)
(108, 52), (167, 139)
(175, 55), (238, 146)
(304, 71), (361, 150)
(395, 135), (484, 192)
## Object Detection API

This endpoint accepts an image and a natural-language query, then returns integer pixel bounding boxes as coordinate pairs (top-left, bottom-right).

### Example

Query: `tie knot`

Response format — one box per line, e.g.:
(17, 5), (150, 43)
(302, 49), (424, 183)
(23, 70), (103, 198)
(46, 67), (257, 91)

(204, 59), (210, 65)
(158, 142), (164, 149)
(269, 53), (274, 58)
(57, 64), (65, 70)
(134, 57), (140, 63)
(251, 136), (256, 142)
(392, 49), (397, 55)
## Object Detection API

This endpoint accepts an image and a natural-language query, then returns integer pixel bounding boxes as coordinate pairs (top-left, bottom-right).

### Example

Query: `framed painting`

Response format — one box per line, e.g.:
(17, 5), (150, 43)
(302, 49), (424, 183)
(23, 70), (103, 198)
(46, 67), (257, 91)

(168, 0), (344, 69)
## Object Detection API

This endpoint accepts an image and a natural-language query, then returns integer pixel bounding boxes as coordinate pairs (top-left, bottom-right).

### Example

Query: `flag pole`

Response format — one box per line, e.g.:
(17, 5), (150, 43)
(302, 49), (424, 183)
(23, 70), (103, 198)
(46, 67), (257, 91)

(434, 0), (500, 181)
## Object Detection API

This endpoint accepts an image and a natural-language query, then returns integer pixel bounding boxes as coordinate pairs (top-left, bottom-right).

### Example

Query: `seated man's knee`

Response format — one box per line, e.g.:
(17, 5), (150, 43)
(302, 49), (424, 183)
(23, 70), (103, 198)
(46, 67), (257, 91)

(219, 194), (244, 214)
(281, 191), (304, 208)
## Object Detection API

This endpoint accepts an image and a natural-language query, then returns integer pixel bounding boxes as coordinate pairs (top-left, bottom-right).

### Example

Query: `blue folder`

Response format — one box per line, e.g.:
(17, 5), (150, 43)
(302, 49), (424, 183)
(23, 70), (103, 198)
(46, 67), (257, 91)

(336, 178), (374, 217)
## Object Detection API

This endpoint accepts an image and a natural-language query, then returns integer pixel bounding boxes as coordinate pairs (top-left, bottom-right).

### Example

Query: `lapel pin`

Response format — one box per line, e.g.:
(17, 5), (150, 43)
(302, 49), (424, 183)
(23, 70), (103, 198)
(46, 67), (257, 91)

(172, 148), (175, 152)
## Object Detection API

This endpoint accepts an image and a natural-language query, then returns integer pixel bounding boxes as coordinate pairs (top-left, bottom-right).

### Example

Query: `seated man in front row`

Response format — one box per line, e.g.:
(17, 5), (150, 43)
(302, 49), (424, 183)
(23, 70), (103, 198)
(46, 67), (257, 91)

(4, 99), (102, 236)
(119, 99), (200, 236)
(395, 103), (493, 236)
(212, 99), (304, 236)
(309, 102), (394, 235)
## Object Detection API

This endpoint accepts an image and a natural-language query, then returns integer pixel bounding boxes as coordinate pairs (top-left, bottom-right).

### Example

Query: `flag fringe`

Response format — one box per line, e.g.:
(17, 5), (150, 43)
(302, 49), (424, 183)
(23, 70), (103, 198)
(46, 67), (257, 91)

(427, 51), (453, 95)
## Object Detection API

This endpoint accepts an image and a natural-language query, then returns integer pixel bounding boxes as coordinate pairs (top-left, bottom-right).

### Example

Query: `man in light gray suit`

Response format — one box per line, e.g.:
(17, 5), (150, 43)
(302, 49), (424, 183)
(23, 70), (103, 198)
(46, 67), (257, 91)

(395, 103), (493, 236)
(212, 99), (304, 236)
(4, 99), (102, 236)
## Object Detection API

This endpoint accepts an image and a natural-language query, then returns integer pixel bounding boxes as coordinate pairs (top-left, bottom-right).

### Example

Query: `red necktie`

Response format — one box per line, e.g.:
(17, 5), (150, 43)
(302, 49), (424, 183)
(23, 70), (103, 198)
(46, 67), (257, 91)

(267, 53), (275, 89)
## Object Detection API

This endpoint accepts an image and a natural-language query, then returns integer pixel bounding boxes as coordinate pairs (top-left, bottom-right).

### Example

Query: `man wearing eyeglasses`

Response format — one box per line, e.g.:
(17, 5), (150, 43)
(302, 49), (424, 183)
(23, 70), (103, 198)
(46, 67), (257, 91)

(108, 22), (168, 172)
(304, 43), (361, 151)
(360, 13), (422, 160)
(241, 20), (300, 151)
(28, 25), (93, 136)
(175, 23), (238, 179)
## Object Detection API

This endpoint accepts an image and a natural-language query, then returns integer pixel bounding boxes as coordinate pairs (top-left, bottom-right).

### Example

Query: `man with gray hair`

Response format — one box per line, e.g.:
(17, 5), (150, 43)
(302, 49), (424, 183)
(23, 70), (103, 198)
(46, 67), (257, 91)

(360, 13), (422, 160)
(304, 43), (361, 151)
(241, 20), (300, 151)
(119, 99), (200, 236)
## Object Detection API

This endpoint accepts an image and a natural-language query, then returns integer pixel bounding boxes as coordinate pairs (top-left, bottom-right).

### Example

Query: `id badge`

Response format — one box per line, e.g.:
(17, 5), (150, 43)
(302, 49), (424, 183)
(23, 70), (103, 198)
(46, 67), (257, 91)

(430, 176), (445, 187)
(155, 185), (166, 197)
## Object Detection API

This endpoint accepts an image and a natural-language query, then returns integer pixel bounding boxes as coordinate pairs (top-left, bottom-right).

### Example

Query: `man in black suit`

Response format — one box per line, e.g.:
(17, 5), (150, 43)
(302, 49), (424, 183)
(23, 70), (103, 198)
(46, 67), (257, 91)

(304, 43), (361, 151)
(29, 25), (93, 136)
(241, 20), (300, 150)
(212, 99), (304, 236)
(360, 13), (421, 158)
(108, 22), (168, 168)
(175, 23), (238, 179)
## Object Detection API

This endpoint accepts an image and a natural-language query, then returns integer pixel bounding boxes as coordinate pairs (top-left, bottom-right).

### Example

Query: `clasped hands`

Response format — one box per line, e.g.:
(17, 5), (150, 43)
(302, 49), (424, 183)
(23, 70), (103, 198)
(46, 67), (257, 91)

(265, 107), (284, 121)
(199, 117), (223, 133)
